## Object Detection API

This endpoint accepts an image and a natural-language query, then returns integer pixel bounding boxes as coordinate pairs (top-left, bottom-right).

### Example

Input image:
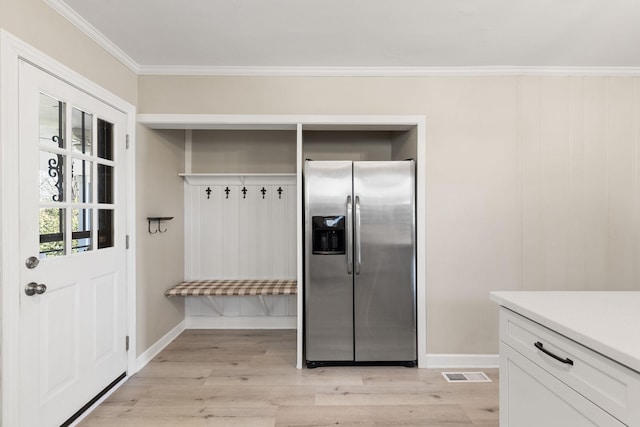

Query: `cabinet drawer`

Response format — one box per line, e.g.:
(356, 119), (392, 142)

(500, 307), (640, 425)
(501, 342), (625, 427)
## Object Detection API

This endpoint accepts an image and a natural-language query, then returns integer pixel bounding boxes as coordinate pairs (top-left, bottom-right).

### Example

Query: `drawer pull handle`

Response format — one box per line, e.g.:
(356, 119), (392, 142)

(534, 341), (574, 366)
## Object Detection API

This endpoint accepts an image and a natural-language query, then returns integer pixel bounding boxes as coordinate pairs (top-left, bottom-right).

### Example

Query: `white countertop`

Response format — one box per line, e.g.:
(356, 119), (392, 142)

(491, 291), (640, 374)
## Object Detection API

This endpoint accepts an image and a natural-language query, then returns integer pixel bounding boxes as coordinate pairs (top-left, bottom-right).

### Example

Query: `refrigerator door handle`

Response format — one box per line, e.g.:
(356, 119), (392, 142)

(346, 195), (353, 274)
(355, 195), (361, 275)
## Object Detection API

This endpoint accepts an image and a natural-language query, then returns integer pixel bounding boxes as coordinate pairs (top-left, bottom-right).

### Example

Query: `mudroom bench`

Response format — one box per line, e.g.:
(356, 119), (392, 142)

(165, 279), (297, 316)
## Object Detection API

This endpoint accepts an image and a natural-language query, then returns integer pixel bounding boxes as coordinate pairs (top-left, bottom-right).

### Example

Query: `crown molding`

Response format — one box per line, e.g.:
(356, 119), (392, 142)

(137, 65), (640, 77)
(43, 0), (140, 74)
(40, 1), (640, 78)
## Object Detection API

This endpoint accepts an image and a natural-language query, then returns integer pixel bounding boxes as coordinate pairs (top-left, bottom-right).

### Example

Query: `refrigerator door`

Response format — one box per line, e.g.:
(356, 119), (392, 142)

(304, 160), (354, 362)
(353, 161), (417, 362)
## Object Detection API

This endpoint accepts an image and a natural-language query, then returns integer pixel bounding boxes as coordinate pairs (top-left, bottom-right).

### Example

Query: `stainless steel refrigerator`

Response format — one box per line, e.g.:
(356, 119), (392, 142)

(304, 160), (417, 367)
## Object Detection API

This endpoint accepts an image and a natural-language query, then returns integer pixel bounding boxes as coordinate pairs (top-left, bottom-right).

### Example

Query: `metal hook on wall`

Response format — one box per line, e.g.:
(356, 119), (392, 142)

(147, 217), (174, 234)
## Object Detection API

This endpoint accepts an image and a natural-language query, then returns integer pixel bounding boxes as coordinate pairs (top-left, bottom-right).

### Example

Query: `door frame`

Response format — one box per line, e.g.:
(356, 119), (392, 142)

(0, 30), (137, 426)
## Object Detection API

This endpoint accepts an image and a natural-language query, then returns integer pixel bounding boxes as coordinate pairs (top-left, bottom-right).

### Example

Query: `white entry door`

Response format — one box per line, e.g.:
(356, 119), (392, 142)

(18, 61), (128, 427)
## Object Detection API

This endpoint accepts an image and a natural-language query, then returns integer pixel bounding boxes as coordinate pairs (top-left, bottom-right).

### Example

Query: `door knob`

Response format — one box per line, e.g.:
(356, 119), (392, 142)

(25, 256), (40, 269)
(25, 282), (47, 296)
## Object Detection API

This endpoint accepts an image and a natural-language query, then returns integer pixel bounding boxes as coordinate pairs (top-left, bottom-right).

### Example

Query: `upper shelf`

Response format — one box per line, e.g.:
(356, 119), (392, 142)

(178, 173), (297, 185)
(137, 114), (423, 131)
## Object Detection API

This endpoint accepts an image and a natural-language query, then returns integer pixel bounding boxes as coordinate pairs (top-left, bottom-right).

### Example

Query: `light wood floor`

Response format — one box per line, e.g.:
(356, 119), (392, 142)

(79, 330), (499, 426)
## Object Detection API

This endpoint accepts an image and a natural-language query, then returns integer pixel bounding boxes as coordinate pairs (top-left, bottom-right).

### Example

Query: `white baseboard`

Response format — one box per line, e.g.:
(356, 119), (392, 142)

(186, 315), (296, 329)
(426, 354), (499, 369)
(135, 320), (186, 372)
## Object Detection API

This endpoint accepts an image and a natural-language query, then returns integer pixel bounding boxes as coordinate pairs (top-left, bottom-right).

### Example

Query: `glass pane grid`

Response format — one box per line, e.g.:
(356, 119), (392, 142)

(71, 158), (93, 203)
(98, 209), (114, 249)
(39, 207), (65, 257)
(39, 93), (65, 150)
(40, 150), (65, 203)
(72, 107), (93, 155)
(39, 93), (118, 256)
(72, 208), (93, 253)
(97, 119), (114, 161)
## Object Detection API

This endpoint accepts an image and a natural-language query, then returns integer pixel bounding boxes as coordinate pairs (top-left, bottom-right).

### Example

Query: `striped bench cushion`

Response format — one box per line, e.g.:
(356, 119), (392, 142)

(165, 279), (297, 297)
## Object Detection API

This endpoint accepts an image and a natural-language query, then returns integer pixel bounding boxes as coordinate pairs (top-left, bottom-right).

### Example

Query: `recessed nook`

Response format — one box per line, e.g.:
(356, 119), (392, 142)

(138, 114), (426, 369)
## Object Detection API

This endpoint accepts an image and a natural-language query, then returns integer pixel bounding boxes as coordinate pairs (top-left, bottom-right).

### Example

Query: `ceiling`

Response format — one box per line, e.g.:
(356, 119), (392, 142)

(53, 0), (640, 74)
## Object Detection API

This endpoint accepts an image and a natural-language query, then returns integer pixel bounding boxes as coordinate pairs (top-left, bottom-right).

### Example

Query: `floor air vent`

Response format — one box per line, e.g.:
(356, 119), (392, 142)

(441, 372), (492, 383)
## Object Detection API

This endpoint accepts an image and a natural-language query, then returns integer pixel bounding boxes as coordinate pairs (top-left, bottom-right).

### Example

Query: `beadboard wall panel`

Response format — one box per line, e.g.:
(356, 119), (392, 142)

(186, 183), (296, 280)
(582, 78), (608, 290)
(521, 76), (640, 291)
(184, 180), (296, 319)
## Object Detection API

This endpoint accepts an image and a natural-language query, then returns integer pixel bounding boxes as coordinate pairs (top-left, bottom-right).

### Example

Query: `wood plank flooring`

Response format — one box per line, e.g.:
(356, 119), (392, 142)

(79, 330), (498, 426)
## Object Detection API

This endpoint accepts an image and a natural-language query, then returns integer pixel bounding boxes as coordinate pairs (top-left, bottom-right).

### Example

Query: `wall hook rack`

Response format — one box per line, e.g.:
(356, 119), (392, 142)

(147, 217), (174, 234)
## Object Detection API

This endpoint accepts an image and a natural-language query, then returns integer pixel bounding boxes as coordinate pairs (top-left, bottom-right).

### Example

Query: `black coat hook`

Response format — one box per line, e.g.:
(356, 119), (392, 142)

(260, 187), (267, 199)
(205, 187), (211, 199)
(277, 187), (283, 199)
(147, 217), (174, 234)
(225, 187), (230, 199)
(242, 187), (247, 199)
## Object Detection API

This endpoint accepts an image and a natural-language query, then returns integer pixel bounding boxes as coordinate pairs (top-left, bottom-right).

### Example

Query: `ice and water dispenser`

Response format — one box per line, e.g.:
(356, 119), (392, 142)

(312, 216), (346, 254)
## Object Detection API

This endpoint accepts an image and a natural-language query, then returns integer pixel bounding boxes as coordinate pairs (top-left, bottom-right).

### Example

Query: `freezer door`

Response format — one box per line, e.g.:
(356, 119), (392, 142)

(353, 161), (417, 362)
(304, 161), (354, 362)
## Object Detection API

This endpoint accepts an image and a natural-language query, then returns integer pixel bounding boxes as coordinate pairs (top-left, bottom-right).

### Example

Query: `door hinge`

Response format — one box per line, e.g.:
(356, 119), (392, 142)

(126, 134), (130, 149)
(126, 234), (130, 249)
(126, 335), (130, 352)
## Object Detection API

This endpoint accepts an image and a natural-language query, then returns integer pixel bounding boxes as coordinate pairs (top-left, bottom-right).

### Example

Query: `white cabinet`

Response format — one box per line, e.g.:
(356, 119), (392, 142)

(499, 307), (640, 426)
(502, 342), (624, 426)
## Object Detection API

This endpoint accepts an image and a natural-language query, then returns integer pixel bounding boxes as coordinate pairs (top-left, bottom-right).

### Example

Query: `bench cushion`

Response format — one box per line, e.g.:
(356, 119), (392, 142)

(165, 279), (297, 297)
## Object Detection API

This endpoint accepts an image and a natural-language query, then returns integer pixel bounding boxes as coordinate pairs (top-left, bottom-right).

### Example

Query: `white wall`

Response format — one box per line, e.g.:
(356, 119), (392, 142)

(139, 74), (640, 355)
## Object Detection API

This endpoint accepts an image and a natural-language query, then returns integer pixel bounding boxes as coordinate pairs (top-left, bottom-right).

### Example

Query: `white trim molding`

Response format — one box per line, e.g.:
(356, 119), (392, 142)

(426, 354), (500, 369)
(0, 28), (23, 427)
(42, 0), (140, 73)
(138, 65), (640, 77)
(135, 320), (186, 372)
(186, 316), (297, 329)
(178, 173), (296, 186)
(138, 114), (422, 131)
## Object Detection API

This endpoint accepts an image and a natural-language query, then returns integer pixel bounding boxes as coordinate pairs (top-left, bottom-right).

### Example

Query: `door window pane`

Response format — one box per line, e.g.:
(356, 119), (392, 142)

(72, 158), (93, 203)
(97, 119), (113, 160)
(37, 101), (120, 257)
(98, 209), (113, 249)
(40, 207), (65, 257)
(72, 208), (92, 253)
(97, 164), (113, 204)
(40, 150), (65, 202)
(39, 93), (65, 149)
(72, 108), (92, 155)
